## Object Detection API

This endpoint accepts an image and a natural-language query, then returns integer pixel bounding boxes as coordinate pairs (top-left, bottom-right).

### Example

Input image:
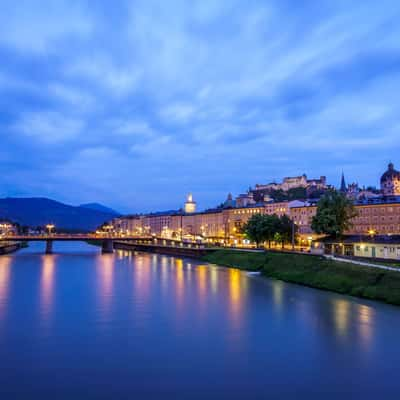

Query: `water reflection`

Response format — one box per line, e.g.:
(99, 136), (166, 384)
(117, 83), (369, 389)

(175, 258), (184, 310)
(196, 265), (208, 316)
(0, 256), (12, 322)
(329, 297), (375, 350)
(210, 267), (218, 294)
(228, 269), (246, 329)
(0, 245), (398, 398)
(40, 255), (56, 324)
(133, 254), (151, 303)
(333, 299), (351, 339)
(96, 254), (115, 320)
(160, 255), (169, 291)
(358, 304), (374, 348)
(272, 280), (284, 314)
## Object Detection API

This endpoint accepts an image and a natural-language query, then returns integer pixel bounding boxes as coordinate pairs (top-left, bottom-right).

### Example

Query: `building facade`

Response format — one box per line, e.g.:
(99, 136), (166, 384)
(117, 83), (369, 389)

(381, 163), (400, 196)
(109, 162), (400, 246)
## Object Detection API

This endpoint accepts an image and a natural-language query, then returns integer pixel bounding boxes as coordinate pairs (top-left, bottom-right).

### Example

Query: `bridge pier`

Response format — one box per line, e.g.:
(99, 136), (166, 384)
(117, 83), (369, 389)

(45, 240), (53, 254)
(102, 239), (114, 254)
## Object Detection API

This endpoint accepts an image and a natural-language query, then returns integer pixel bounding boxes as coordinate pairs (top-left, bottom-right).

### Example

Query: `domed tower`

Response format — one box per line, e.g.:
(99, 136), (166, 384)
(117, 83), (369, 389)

(184, 193), (196, 213)
(380, 163), (400, 196)
(223, 193), (234, 208)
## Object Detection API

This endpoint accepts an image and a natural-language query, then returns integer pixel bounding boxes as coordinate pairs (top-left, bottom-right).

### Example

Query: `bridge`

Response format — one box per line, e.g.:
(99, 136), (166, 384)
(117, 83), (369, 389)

(0, 234), (208, 255)
(0, 234), (156, 254)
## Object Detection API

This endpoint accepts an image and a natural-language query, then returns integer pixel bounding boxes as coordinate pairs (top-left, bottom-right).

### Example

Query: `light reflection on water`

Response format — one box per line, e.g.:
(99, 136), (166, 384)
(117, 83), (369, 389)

(0, 256), (12, 322)
(96, 253), (115, 321)
(39, 255), (56, 327)
(0, 244), (398, 398)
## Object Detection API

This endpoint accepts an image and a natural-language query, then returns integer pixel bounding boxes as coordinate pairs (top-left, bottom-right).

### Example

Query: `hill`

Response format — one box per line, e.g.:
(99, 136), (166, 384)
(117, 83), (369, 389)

(80, 202), (120, 216)
(0, 197), (117, 232)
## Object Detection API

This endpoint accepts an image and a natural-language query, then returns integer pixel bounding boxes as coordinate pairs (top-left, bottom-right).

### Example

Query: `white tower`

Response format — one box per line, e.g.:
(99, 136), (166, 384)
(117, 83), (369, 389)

(184, 193), (196, 213)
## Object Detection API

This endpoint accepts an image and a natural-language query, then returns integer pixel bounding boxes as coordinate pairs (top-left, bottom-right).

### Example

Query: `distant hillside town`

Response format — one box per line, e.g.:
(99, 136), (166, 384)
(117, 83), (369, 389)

(110, 162), (400, 254)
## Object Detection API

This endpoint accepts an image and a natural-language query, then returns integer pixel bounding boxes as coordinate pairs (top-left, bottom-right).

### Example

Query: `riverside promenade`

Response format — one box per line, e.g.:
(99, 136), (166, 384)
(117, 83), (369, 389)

(325, 255), (400, 272)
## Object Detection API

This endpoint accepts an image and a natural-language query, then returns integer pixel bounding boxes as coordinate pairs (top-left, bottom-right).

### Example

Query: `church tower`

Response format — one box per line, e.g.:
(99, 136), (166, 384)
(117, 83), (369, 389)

(184, 193), (196, 213)
(340, 172), (347, 193)
(381, 162), (400, 196)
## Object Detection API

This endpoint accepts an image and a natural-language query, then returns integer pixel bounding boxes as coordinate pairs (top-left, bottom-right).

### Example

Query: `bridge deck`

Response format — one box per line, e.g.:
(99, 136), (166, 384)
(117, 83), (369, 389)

(0, 235), (154, 242)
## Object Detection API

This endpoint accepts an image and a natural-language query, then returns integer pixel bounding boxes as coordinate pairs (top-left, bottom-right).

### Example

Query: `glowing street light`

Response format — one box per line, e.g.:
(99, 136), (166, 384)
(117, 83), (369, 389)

(46, 224), (55, 235)
(368, 229), (376, 237)
(103, 224), (114, 236)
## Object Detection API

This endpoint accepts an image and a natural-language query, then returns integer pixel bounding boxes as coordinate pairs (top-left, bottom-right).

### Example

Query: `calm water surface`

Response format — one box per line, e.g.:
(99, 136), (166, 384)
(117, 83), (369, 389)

(0, 242), (399, 399)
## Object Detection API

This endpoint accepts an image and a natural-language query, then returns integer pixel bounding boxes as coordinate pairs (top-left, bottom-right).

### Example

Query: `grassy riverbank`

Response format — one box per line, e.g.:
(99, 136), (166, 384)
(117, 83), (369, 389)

(202, 250), (400, 306)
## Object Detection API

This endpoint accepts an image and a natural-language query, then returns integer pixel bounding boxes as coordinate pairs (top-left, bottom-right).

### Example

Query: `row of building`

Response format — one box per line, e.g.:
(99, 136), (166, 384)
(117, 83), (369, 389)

(110, 163), (400, 254)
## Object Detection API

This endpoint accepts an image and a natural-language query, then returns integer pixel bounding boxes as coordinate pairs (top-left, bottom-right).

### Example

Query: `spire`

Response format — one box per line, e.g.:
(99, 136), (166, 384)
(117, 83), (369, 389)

(340, 171), (347, 193)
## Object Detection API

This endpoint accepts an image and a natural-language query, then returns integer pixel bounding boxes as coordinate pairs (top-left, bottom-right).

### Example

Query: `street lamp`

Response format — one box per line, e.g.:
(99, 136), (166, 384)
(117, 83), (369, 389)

(46, 224), (55, 235)
(103, 224), (114, 236)
(291, 220), (297, 251)
(368, 229), (376, 237)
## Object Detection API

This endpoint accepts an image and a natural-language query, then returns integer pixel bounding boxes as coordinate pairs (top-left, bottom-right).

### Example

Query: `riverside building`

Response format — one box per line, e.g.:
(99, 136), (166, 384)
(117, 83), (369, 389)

(110, 162), (400, 253)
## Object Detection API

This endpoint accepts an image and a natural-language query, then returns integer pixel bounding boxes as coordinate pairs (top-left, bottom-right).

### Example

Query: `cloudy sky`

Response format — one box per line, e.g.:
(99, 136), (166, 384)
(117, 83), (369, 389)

(0, 0), (399, 213)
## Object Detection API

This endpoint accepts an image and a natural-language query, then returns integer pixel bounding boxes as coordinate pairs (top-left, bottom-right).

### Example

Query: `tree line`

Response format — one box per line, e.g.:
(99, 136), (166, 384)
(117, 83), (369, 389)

(243, 189), (356, 247)
(242, 214), (296, 248)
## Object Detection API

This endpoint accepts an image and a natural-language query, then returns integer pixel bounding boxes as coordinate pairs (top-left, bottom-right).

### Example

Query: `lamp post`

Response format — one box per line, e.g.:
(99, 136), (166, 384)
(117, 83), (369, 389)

(103, 224), (114, 237)
(291, 220), (297, 251)
(46, 224), (55, 235)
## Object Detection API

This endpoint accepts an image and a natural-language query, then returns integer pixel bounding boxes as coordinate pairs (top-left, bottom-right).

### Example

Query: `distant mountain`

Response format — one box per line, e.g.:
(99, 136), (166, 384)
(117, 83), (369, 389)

(0, 197), (117, 232)
(80, 202), (120, 216)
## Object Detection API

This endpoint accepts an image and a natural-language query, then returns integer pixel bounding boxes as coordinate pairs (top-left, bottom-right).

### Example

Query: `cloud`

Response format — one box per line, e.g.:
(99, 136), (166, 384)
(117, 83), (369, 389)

(159, 103), (196, 124)
(109, 119), (155, 137)
(12, 111), (84, 144)
(0, 0), (399, 210)
(65, 56), (142, 97)
(0, 0), (93, 53)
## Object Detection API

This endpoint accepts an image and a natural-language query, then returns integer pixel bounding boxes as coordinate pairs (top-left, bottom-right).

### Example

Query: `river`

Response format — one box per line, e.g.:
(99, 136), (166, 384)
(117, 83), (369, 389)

(0, 242), (399, 399)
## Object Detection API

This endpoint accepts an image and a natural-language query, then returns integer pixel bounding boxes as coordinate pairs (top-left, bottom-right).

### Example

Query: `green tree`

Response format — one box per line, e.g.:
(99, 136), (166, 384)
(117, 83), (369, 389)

(265, 214), (281, 248)
(242, 214), (268, 247)
(311, 190), (357, 238)
(277, 214), (296, 248)
(243, 214), (282, 248)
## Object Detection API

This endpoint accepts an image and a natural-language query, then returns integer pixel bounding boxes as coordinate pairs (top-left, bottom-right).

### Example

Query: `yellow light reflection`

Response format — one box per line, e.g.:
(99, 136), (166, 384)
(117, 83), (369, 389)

(358, 304), (374, 347)
(197, 265), (207, 301)
(175, 258), (184, 308)
(40, 255), (56, 321)
(134, 255), (151, 304)
(272, 281), (284, 313)
(195, 265), (208, 317)
(210, 267), (218, 294)
(228, 268), (246, 328)
(229, 269), (241, 311)
(333, 299), (350, 339)
(96, 253), (115, 319)
(0, 256), (12, 321)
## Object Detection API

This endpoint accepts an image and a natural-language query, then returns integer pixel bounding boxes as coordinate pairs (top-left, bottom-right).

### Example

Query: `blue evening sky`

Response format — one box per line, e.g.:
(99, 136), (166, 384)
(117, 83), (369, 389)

(0, 0), (399, 213)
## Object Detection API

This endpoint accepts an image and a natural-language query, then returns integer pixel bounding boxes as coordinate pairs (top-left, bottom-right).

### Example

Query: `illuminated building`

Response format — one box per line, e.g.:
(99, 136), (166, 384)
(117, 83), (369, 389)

(184, 193), (196, 214)
(381, 162), (400, 196)
(109, 163), (400, 249)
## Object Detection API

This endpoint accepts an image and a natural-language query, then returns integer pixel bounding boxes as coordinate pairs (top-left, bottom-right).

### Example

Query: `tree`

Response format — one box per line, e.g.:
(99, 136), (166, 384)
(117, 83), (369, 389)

(311, 190), (357, 238)
(242, 214), (269, 247)
(264, 214), (281, 248)
(277, 214), (296, 248)
(243, 214), (282, 248)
